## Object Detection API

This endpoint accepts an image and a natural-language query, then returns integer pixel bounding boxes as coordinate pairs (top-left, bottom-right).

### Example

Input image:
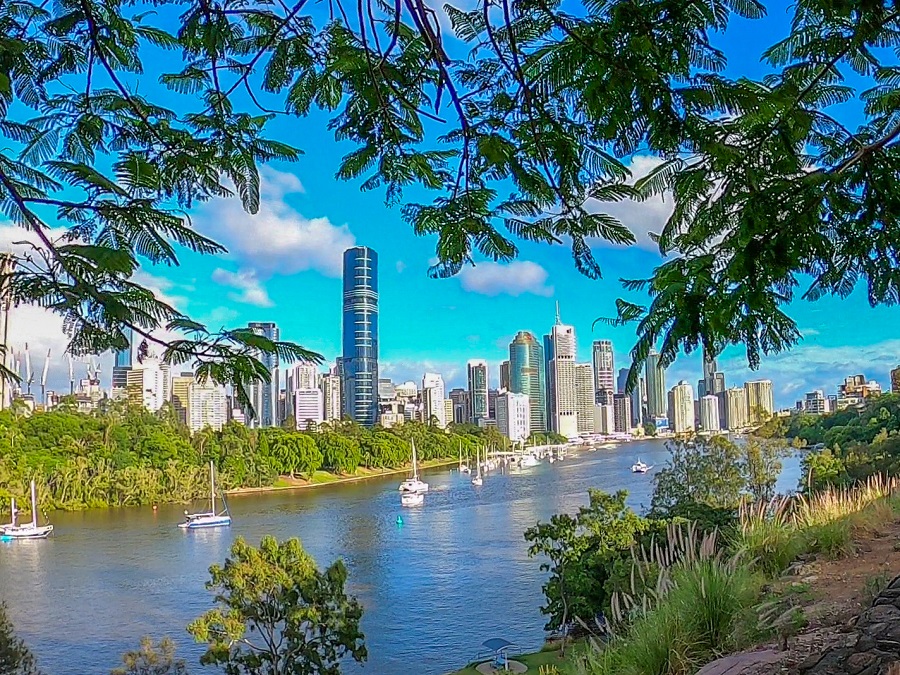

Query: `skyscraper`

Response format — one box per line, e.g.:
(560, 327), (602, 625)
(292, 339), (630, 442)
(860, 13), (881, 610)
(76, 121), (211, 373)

(112, 326), (133, 391)
(700, 395), (721, 431)
(247, 321), (280, 427)
(630, 374), (645, 426)
(612, 393), (632, 433)
(341, 246), (379, 426)
(745, 379), (775, 425)
(667, 381), (695, 434)
(548, 304), (578, 438)
(645, 350), (667, 420)
(702, 348), (717, 395)
(188, 378), (228, 432)
(592, 339), (615, 404)
(496, 391), (530, 442)
(509, 331), (547, 433)
(499, 360), (511, 392)
(319, 362), (342, 422)
(543, 332), (554, 429)
(891, 365), (900, 395)
(617, 368), (629, 394)
(467, 359), (489, 422)
(171, 372), (193, 426)
(725, 387), (749, 430)
(422, 372), (447, 428)
(575, 363), (595, 434)
(449, 387), (470, 424)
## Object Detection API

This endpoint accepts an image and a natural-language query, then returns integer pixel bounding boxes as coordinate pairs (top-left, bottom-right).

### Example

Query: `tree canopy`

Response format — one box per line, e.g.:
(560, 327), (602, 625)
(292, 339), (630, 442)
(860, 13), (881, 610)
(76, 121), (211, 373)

(1, 0), (898, 386)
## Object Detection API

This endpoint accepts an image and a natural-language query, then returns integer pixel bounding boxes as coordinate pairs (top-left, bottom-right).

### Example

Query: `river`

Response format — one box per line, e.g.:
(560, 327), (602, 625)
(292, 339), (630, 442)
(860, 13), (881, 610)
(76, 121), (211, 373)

(0, 440), (802, 675)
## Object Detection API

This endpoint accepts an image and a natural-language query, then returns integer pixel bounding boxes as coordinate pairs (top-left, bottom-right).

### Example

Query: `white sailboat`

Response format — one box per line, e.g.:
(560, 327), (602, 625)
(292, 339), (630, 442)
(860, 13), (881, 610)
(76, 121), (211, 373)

(472, 447), (483, 486)
(179, 461), (232, 529)
(398, 439), (429, 493)
(1, 481), (53, 539)
(458, 442), (470, 474)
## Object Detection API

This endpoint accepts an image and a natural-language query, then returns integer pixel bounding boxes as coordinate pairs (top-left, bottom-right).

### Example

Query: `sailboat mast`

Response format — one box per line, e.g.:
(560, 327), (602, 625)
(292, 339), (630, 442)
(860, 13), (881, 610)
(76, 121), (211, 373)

(30, 481), (37, 528)
(411, 439), (418, 481)
(210, 461), (216, 514)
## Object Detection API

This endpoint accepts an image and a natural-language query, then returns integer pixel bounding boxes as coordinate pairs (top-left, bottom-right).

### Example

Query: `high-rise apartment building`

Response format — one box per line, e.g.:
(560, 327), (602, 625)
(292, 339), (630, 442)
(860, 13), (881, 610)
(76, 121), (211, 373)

(286, 362), (317, 392)
(699, 394), (720, 432)
(293, 388), (324, 428)
(488, 388), (499, 420)
(891, 366), (900, 395)
(467, 359), (489, 422)
(645, 350), (667, 419)
(593, 403), (615, 434)
(592, 340), (615, 404)
(126, 356), (170, 413)
(171, 372), (193, 426)
(612, 393), (631, 433)
(668, 380), (695, 434)
(188, 379), (227, 432)
(499, 361), (510, 392)
(724, 387), (749, 430)
(548, 305), (578, 438)
(509, 330), (547, 433)
(341, 246), (379, 426)
(247, 321), (280, 427)
(575, 362), (595, 434)
(111, 326), (133, 391)
(422, 372), (447, 428)
(745, 379), (775, 425)
(496, 391), (530, 442)
(802, 390), (830, 415)
(319, 363), (342, 422)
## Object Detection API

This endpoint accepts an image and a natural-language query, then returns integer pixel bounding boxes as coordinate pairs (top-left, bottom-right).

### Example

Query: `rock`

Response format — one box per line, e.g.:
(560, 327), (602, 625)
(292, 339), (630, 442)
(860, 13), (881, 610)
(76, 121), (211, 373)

(802, 575), (820, 583)
(845, 652), (876, 674)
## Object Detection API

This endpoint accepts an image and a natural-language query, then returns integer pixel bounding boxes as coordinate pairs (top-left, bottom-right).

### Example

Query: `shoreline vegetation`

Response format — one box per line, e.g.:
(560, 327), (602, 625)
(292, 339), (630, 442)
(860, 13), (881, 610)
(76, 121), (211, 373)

(0, 397), (550, 515)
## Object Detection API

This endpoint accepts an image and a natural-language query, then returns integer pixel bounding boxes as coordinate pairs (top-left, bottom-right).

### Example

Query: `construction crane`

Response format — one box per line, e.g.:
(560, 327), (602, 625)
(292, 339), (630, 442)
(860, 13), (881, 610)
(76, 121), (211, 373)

(41, 349), (50, 403)
(24, 343), (33, 395)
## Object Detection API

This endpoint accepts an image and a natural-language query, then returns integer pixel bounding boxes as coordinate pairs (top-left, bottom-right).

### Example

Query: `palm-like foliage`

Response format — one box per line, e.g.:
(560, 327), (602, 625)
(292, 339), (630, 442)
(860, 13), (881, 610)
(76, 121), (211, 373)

(2, 0), (898, 383)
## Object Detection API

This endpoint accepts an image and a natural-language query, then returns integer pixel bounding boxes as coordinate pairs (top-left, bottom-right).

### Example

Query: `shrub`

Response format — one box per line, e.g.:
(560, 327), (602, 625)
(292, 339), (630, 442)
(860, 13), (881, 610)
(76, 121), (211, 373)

(735, 498), (803, 576)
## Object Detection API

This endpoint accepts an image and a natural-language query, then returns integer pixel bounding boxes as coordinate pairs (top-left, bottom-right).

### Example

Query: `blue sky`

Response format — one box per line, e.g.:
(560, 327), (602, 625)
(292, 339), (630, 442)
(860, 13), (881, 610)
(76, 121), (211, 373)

(3, 0), (899, 406)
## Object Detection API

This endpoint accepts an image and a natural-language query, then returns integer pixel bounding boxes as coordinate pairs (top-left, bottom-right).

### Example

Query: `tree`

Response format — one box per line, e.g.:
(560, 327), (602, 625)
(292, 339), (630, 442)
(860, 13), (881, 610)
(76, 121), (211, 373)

(651, 438), (747, 515)
(525, 490), (650, 646)
(3, 0), (897, 400)
(112, 637), (188, 675)
(188, 536), (366, 675)
(0, 603), (41, 675)
(743, 438), (785, 502)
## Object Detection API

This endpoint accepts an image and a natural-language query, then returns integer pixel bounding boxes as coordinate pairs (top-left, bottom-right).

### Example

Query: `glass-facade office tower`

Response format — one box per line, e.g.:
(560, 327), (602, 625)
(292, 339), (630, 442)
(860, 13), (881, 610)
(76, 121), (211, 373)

(467, 359), (489, 422)
(248, 321), (280, 427)
(645, 349), (667, 419)
(592, 339), (615, 404)
(509, 331), (547, 433)
(342, 246), (379, 426)
(111, 326), (133, 390)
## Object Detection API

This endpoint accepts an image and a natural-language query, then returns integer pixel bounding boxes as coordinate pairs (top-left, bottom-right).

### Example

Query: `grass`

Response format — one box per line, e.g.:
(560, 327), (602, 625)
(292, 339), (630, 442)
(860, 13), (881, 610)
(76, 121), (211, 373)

(446, 642), (580, 675)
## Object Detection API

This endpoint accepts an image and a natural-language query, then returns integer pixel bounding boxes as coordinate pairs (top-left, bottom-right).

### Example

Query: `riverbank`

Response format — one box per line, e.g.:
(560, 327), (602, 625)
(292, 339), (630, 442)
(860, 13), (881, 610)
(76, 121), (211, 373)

(225, 457), (461, 497)
(447, 642), (578, 674)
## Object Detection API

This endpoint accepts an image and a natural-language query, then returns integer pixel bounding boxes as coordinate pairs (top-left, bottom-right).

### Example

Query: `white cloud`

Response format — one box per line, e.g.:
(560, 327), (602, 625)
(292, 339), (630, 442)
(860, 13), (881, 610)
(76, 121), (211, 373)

(211, 268), (273, 307)
(585, 155), (672, 251)
(396, 260), (406, 273)
(380, 359), (466, 390)
(198, 168), (355, 277)
(458, 260), (553, 297)
(131, 268), (190, 310)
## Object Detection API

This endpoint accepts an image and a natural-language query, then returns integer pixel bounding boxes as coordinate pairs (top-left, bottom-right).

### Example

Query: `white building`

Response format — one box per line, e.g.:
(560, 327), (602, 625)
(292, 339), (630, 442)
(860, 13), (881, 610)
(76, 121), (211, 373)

(188, 379), (227, 432)
(745, 379), (775, 425)
(548, 305), (578, 438)
(294, 388), (324, 429)
(126, 357), (170, 412)
(422, 372), (447, 428)
(668, 380), (695, 434)
(725, 387), (749, 430)
(575, 363), (595, 435)
(319, 364), (342, 422)
(497, 391), (530, 442)
(593, 403), (615, 434)
(699, 394), (720, 432)
(395, 381), (418, 400)
(286, 361), (318, 392)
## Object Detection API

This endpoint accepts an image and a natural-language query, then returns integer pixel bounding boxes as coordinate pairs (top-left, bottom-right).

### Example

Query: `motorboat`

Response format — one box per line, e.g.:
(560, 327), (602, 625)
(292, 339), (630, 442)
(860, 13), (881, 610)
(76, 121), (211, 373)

(631, 459), (652, 474)
(179, 461), (232, 529)
(472, 447), (483, 486)
(398, 439), (429, 493)
(0, 481), (53, 539)
(519, 453), (540, 468)
(400, 491), (424, 507)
